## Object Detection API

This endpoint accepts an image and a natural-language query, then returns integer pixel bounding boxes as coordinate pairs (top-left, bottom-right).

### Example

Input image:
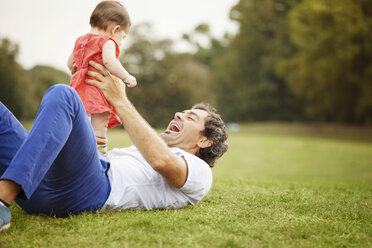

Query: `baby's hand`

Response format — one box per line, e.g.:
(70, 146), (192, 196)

(124, 75), (137, 87)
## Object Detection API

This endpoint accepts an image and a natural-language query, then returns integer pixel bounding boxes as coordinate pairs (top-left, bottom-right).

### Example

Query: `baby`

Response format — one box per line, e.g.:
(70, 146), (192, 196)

(67, 1), (136, 154)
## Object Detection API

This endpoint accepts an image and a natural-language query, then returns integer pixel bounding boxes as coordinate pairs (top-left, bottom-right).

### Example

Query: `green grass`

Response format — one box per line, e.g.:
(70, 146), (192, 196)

(1, 123), (371, 248)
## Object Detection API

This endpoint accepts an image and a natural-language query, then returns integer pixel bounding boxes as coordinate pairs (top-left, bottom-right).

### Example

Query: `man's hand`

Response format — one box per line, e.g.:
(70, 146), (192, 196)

(85, 61), (128, 109)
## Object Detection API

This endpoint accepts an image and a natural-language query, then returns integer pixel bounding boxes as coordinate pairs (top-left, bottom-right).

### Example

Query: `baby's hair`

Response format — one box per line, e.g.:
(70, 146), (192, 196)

(90, 1), (131, 32)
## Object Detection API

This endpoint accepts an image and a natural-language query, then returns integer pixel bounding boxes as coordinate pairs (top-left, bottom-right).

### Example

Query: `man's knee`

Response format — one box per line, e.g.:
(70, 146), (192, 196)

(46, 84), (76, 97)
(43, 84), (80, 106)
(37, 85), (84, 116)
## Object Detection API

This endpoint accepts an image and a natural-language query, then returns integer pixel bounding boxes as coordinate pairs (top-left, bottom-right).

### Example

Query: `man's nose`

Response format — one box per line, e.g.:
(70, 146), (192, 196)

(174, 112), (183, 120)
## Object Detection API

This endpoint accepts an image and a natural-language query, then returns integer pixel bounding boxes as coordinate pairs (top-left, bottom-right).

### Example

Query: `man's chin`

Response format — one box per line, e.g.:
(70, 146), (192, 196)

(159, 132), (170, 142)
(160, 132), (177, 146)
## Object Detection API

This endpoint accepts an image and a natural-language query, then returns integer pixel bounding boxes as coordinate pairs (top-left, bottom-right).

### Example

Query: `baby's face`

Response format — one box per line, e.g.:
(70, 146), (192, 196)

(112, 29), (127, 47)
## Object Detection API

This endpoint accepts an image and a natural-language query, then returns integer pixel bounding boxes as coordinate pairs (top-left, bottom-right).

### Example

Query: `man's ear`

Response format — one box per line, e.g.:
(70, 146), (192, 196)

(111, 25), (121, 35)
(198, 137), (213, 149)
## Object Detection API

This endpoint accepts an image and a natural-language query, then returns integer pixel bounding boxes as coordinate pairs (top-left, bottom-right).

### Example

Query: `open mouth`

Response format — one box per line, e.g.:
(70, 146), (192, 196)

(167, 122), (180, 133)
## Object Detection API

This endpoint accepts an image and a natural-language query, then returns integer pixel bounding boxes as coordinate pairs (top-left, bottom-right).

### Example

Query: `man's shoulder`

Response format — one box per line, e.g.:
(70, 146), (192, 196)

(177, 148), (212, 200)
(169, 147), (208, 165)
(169, 147), (211, 179)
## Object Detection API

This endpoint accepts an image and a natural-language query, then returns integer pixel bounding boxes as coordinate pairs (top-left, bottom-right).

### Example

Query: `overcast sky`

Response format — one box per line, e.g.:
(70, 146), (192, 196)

(0, 0), (238, 72)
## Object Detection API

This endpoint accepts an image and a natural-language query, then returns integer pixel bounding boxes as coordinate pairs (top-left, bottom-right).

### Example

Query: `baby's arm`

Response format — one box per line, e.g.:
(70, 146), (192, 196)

(67, 51), (76, 74)
(102, 40), (137, 87)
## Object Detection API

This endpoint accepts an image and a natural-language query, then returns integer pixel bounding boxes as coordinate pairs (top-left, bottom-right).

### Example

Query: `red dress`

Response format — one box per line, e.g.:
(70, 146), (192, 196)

(70, 33), (121, 128)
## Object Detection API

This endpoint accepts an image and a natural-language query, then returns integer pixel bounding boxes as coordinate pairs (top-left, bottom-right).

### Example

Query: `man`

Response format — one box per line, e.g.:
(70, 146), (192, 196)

(0, 61), (228, 231)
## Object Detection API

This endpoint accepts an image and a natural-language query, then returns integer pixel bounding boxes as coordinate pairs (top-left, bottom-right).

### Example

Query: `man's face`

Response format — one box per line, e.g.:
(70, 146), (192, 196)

(160, 109), (210, 154)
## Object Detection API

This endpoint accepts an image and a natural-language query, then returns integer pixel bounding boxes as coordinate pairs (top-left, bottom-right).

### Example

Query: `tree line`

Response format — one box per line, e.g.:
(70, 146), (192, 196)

(207, 0), (371, 124)
(0, 38), (70, 120)
(1, 0), (371, 126)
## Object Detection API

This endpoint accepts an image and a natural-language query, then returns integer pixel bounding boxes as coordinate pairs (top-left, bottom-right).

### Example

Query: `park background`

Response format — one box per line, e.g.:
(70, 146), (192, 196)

(0, 0), (371, 247)
(1, 0), (371, 125)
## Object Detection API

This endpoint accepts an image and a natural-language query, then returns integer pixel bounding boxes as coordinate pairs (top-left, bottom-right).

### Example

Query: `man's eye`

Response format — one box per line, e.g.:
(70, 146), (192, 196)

(188, 117), (194, 121)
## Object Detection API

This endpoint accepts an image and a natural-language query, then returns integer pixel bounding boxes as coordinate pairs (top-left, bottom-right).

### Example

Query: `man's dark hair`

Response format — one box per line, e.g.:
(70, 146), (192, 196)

(192, 103), (228, 167)
(90, 1), (131, 32)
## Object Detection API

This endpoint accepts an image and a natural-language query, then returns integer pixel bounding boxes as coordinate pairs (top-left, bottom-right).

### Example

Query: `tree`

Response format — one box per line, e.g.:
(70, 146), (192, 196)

(121, 23), (214, 127)
(27, 65), (69, 102)
(278, 0), (372, 123)
(182, 23), (225, 67)
(0, 38), (34, 119)
(212, 0), (301, 122)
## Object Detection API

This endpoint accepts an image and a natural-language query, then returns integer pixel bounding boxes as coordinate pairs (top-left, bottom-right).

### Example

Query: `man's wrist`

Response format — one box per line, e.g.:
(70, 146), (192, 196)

(113, 98), (130, 112)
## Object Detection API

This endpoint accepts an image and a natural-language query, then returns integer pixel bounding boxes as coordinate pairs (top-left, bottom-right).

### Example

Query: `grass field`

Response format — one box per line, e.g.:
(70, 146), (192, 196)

(1, 123), (371, 248)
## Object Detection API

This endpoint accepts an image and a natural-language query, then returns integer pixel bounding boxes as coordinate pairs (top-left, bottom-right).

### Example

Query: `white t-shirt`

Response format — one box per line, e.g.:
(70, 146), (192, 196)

(102, 146), (212, 210)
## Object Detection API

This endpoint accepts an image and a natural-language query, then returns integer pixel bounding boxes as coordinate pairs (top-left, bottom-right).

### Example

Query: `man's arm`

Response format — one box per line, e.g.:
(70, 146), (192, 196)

(85, 61), (187, 188)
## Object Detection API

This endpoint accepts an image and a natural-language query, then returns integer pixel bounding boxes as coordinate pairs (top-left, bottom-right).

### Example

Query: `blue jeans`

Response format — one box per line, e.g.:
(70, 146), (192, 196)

(0, 84), (111, 217)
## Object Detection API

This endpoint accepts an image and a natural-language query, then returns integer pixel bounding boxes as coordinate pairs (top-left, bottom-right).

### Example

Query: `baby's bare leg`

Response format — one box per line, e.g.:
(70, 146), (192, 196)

(91, 112), (110, 153)
(91, 112), (110, 137)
